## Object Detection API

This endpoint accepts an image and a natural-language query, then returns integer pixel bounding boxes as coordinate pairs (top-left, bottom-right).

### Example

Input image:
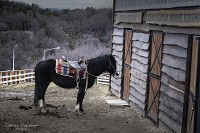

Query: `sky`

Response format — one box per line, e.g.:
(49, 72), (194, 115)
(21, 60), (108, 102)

(14, 0), (113, 9)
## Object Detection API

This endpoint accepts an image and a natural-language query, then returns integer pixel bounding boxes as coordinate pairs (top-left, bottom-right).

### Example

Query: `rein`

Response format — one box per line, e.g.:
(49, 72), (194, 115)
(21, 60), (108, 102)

(86, 71), (99, 78)
(69, 55), (118, 92)
(86, 54), (128, 79)
(112, 66), (129, 79)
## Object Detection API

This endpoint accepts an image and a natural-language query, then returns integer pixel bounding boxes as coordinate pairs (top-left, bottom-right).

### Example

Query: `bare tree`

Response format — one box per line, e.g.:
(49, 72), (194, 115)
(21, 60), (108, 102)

(0, 0), (112, 70)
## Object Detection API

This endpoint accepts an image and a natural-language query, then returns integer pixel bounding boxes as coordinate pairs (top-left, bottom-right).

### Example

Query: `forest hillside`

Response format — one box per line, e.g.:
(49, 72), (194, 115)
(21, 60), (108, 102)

(0, 0), (112, 70)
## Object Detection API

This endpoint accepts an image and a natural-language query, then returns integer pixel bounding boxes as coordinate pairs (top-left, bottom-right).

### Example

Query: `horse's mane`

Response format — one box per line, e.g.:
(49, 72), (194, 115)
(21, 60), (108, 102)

(88, 55), (109, 65)
(87, 55), (110, 75)
(88, 54), (109, 63)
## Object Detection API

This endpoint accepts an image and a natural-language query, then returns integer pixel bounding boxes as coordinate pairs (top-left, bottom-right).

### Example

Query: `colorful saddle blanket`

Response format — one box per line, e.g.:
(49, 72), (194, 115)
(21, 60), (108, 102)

(55, 59), (87, 79)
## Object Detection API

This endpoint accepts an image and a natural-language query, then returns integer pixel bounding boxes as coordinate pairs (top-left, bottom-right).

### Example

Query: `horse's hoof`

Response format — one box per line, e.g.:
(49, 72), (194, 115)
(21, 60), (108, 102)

(40, 107), (49, 114)
(80, 109), (84, 112)
(76, 111), (84, 115)
(75, 109), (85, 115)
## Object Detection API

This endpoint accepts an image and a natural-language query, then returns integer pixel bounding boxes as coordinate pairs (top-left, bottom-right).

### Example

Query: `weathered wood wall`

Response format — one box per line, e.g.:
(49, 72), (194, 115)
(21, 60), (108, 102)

(115, 0), (200, 11)
(111, 28), (188, 133)
(129, 32), (150, 116)
(110, 27), (124, 97)
(158, 33), (188, 133)
(111, 0), (200, 133)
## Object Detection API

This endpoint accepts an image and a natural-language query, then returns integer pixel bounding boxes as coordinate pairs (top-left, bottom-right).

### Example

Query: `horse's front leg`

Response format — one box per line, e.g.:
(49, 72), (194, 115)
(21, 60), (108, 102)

(75, 89), (85, 115)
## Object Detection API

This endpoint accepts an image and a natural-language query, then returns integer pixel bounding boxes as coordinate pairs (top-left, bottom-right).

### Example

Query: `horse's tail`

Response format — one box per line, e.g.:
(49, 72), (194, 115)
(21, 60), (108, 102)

(34, 65), (39, 107)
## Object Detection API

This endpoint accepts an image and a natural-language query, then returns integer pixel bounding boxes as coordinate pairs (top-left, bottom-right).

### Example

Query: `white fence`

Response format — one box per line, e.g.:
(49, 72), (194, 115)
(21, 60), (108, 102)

(97, 73), (110, 85)
(0, 69), (35, 87)
(0, 69), (110, 87)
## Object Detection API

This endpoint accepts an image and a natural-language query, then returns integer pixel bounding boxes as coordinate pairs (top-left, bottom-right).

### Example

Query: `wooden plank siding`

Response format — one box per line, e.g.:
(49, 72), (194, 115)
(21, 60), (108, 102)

(162, 54), (186, 71)
(110, 27), (124, 98)
(158, 33), (188, 133)
(111, 1), (200, 132)
(129, 32), (150, 116)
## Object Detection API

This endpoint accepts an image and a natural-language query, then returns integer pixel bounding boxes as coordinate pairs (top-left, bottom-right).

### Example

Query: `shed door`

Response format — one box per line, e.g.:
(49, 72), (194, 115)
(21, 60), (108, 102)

(186, 37), (199, 133)
(122, 30), (132, 101)
(146, 31), (163, 123)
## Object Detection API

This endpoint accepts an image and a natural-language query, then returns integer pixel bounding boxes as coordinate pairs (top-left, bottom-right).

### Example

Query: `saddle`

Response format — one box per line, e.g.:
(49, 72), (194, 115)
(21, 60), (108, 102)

(55, 57), (87, 79)
(56, 57), (89, 91)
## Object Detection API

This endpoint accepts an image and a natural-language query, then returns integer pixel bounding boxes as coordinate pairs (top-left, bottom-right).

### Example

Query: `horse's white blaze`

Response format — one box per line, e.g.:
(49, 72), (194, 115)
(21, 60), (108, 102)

(75, 103), (80, 111)
(39, 99), (44, 108)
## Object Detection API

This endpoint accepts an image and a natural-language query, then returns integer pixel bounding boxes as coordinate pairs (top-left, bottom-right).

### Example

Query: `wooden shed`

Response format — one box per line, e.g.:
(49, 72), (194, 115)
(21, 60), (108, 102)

(110, 0), (200, 133)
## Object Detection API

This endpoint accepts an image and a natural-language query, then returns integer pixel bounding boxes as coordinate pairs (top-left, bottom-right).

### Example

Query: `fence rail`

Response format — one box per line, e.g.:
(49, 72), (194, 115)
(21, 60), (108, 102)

(0, 70), (110, 87)
(0, 69), (35, 87)
(97, 73), (110, 85)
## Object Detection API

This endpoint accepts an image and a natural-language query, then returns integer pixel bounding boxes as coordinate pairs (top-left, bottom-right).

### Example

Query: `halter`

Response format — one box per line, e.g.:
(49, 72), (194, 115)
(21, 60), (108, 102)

(109, 56), (117, 76)
(111, 36), (133, 79)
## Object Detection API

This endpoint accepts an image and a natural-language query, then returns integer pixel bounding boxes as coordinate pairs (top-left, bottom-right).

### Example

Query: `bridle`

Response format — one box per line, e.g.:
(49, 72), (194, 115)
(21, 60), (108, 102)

(109, 56), (119, 77)
(86, 56), (118, 78)
(111, 34), (133, 79)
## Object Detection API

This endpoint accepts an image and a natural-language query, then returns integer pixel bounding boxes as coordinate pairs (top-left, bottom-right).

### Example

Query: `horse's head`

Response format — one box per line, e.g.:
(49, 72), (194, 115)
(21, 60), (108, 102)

(108, 54), (119, 76)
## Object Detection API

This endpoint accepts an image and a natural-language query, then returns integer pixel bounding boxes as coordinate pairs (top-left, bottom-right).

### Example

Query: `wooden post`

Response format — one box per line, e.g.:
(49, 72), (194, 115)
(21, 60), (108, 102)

(29, 69), (31, 82)
(33, 69), (35, 82)
(1, 71), (5, 87)
(0, 71), (2, 87)
(18, 70), (21, 84)
(10, 71), (13, 86)
(196, 83), (200, 132)
(27, 70), (29, 82)
(13, 71), (15, 85)
(181, 35), (193, 133)
(31, 69), (32, 82)
(31, 69), (34, 82)
(22, 70), (25, 83)
(25, 69), (27, 82)
(27, 69), (29, 82)
(6, 71), (8, 86)
(196, 40), (200, 133)
(15, 70), (18, 85)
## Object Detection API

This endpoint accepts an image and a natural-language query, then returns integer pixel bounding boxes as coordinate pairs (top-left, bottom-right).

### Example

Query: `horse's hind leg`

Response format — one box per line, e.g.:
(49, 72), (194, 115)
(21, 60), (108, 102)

(34, 75), (39, 107)
(34, 72), (50, 113)
(38, 82), (50, 113)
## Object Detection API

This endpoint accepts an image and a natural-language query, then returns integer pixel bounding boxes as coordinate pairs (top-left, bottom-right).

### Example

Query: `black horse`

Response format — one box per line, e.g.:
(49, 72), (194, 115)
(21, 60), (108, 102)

(34, 54), (117, 114)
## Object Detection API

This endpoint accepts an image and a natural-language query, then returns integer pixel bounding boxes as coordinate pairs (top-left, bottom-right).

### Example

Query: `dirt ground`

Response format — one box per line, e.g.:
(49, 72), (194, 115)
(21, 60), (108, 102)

(0, 83), (163, 133)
